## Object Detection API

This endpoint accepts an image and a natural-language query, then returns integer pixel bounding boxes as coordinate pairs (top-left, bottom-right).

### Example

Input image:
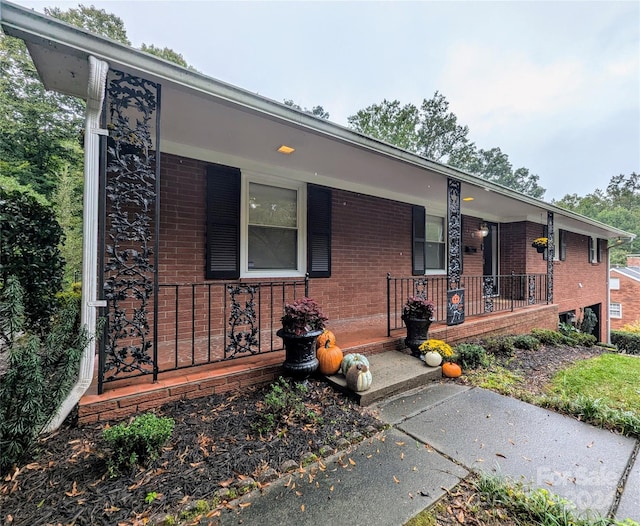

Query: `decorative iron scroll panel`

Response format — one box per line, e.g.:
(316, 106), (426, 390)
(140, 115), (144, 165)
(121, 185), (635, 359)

(101, 69), (160, 384)
(413, 278), (429, 298)
(447, 179), (462, 289)
(547, 211), (554, 303)
(226, 285), (260, 358)
(483, 277), (495, 313)
(528, 275), (537, 305)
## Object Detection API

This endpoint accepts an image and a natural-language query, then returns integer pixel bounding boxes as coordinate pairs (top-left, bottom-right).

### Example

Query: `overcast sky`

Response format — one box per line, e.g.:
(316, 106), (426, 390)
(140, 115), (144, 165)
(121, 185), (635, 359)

(16, 0), (640, 201)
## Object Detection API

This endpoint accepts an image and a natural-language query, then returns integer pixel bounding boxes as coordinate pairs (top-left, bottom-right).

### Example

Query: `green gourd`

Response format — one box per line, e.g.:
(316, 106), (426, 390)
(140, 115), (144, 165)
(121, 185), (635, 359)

(340, 353), (370, 376)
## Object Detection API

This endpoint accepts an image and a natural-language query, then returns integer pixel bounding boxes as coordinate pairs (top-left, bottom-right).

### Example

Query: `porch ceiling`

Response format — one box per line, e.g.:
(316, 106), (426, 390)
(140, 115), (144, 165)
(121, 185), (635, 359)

(0, 2), (632, 242)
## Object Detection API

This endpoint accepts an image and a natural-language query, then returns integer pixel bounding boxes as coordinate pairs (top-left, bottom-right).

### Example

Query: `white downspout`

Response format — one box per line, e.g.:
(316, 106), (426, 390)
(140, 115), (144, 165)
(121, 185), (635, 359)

(607, 247), (611, 345)
(45, 55), (109, 432)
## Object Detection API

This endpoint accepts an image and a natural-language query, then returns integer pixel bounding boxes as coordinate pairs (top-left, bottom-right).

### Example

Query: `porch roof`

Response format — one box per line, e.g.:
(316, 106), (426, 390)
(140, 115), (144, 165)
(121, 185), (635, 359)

(1, 0), (634, 243)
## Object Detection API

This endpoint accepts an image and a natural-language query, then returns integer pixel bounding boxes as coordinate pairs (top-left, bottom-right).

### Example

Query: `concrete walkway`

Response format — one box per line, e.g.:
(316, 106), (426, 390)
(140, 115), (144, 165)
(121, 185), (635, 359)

(214, 384), (639, 525)
(209, 382), (640, 526)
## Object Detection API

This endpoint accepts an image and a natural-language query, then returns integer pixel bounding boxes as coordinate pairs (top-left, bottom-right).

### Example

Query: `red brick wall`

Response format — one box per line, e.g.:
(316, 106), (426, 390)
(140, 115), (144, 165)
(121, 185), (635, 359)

(155, 152), (610, 340)
(610, 272), (640, 330)
(499, 222), (528, 274)
(550, 231), (608, 339)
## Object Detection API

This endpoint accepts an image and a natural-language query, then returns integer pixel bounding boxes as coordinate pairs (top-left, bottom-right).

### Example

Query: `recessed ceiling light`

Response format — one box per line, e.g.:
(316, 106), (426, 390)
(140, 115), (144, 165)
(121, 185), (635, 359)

(462, 197), (474, 201)
(277, 145), (295, 154)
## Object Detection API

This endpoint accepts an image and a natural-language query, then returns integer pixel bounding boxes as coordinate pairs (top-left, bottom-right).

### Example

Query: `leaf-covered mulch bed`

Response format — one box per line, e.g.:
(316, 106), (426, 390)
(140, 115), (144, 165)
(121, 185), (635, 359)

(1, 344), (614, 526)
(1, 378), (384, 526)
(456, 343), (608, 396)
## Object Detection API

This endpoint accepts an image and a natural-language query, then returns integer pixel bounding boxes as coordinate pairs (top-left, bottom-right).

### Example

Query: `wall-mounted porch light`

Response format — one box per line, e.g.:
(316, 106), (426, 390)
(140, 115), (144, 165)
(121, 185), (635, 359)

(478, 222), (490, 238)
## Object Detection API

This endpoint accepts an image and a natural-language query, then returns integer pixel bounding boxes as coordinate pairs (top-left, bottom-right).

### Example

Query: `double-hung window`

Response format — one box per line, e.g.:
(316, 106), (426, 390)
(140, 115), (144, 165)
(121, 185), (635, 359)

(206, 163), (330, 279)
(610, 302), (622, 319)
(246, 181), (301, 273)
(426, 215), (446, 271)
(412, 206), (446, 275)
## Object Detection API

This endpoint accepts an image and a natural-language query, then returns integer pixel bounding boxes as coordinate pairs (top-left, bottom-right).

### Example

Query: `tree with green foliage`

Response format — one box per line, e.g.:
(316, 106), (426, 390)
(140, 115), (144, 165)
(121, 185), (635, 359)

(44, 4), (131, 44)
(141, 43), (195, 70)
(0, 188), (65, 337)
(553, 172), (640, 265)
(52, 160), (84, 284)
(348, 92), (546, 198)
(0, 34), (84, 196)
(283, 99), (330, 119)
(1, 4), (198, 283)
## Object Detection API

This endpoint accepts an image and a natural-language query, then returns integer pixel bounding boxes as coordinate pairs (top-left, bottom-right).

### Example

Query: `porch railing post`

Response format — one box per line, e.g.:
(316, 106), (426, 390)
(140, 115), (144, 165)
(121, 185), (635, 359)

(387, 272), (392, 337)
(511, 271), (515, 312)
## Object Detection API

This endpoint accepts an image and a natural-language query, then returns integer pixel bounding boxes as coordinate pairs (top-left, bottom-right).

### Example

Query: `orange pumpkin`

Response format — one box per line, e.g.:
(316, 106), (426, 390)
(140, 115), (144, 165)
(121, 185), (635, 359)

(316, 329), (336, 350)
(317, 339), (343, 375)
(442, 362), (462, 378)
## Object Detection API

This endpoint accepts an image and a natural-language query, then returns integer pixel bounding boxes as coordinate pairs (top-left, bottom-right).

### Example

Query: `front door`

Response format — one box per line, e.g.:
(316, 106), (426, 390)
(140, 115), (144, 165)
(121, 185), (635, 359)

(482, 222), (499, 296)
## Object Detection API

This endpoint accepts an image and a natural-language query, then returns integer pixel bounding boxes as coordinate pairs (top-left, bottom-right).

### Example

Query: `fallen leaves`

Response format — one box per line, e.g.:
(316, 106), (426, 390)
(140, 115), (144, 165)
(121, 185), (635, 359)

(64, 481), (83, 497)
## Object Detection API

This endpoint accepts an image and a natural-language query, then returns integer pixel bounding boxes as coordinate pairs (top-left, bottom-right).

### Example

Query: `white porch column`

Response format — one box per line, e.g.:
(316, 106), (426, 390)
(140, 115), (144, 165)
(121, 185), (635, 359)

(45, 55), (109, 432)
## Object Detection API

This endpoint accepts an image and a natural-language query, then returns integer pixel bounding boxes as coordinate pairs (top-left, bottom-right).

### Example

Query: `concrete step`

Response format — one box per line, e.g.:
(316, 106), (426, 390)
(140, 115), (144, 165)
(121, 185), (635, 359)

(324, 351), (441, 405)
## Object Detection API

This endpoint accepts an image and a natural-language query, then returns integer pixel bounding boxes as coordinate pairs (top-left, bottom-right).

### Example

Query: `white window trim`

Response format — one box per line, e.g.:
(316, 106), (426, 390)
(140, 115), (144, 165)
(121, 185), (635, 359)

(240, 173), (307, 278)
(425, 214), (447, 275)
(610, 302), (622, 319)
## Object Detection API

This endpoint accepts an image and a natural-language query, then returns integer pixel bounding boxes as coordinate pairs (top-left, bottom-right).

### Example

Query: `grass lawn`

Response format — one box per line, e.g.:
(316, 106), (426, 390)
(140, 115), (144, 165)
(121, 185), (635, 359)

(548, 354), (640, 413)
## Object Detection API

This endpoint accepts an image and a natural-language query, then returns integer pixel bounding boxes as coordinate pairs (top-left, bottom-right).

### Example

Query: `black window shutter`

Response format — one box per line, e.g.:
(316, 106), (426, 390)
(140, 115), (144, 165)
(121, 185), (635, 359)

(307, 185), (331, 278)
(412, 205), (426, 275)
(597, 238), (603, 263)
(206, 164), (240, 279)
(559, 230), (567, 261)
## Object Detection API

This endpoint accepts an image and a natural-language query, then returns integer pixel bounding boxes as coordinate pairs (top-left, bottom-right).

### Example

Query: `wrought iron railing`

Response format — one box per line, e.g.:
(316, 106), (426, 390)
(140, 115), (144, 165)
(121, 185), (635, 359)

(387, 273), (548, 336)
(98, 277), (308, 392)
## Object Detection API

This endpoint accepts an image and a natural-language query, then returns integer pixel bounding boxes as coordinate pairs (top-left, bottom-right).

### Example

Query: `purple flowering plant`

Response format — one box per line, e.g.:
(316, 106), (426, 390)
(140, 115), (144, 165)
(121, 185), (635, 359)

(280, 297), (328, 336)
(402, 295), (435, 320)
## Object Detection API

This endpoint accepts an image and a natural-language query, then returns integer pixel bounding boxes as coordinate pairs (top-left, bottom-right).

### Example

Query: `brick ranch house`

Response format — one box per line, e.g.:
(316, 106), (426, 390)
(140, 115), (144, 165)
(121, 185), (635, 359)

(1, 2), (634, 427)
(610, 255), (640, 330)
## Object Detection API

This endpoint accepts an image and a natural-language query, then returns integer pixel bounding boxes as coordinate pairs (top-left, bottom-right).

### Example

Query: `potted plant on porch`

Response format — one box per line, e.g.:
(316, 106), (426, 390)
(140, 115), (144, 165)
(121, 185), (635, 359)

(531, 237), (548, 253)
(277, 297), (328, 379)
(402, 295), (435, 358)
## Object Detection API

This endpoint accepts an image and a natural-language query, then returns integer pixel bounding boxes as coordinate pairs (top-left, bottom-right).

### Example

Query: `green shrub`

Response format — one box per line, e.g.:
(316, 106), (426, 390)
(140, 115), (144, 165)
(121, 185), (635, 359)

(0, 281), (86, 474)
(0, 188), (65, 337)
(569, 332), (597, 347)
(254, 377), (319, 436)
(558, 322), (579, 337)
(454, 343), (489, 369)
(611, 331), (640, 355)
(102, 413), (174, 476)
(579, 307), (598, 335)
(530, 328), (567, 346)
(482, 336), (515, 357)
(512, 334), (541, 351)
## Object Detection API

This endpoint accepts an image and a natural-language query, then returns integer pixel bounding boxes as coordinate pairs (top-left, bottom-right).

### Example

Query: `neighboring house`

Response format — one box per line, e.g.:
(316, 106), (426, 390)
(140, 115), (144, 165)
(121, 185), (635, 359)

(610, 255), (640, 330)
(0, 2), (634, 426)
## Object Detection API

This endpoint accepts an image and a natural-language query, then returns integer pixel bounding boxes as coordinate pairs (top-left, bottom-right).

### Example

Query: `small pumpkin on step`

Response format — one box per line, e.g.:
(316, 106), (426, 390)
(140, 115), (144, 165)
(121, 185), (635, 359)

(317, 338), (343, 375)
(442, 361), (462, 378)
(345, 363), (372, 392)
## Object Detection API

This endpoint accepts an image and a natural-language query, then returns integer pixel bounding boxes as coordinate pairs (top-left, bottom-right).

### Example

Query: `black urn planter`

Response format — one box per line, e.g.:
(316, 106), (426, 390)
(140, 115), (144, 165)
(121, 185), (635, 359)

(535, 246), (545, 253)
(404, 318), (433, 357)
(277, 328), (322, 380)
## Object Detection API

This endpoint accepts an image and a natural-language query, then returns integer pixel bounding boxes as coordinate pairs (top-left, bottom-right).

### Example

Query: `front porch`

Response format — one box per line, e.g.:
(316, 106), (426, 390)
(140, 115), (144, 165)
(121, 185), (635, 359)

(79, 302), (558, 424)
